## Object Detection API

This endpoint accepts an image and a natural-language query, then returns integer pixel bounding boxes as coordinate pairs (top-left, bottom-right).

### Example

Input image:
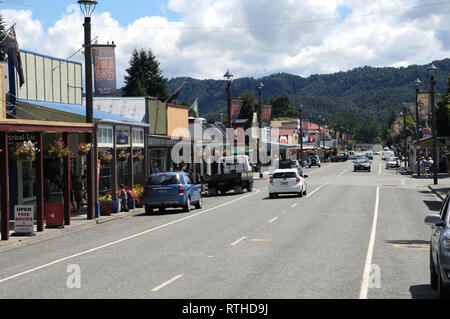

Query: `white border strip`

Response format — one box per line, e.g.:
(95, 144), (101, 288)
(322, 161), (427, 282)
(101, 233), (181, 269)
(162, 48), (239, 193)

(152, 274), (183, 292)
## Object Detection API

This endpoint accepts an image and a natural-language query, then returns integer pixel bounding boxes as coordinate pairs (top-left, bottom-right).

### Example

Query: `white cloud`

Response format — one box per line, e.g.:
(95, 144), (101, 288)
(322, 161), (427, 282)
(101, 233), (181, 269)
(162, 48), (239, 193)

(1, 0), (450, 88)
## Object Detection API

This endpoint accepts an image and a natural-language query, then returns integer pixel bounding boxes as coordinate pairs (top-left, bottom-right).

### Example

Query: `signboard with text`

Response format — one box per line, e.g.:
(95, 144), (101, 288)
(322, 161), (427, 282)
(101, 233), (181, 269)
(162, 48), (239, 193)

(92, 45), (117, 96)
(14, 205), (34, 234)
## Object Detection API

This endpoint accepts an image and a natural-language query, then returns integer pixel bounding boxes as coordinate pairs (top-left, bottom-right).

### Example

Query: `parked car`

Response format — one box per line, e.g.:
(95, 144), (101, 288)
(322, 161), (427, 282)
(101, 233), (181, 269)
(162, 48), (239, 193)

(308, 154), (321, 167)
(353, 157), (371, 172)
(425, 191), (450, 298)
(269, 168), (308, 199)
(347, 151), (357, 159)
(143, 172), (202, 214)
(385, 156), (399, 169)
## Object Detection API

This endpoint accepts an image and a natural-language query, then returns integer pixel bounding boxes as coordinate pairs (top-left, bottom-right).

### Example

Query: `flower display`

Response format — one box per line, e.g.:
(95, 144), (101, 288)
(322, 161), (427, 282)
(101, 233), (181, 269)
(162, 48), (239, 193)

(117, 150), (130, 162)
(99, 151), (112, 165)
(14, 141), (39, 161)
(48, 138), (72, 159)
(77, 142), (92, 155)
(133, 151), (144, 162)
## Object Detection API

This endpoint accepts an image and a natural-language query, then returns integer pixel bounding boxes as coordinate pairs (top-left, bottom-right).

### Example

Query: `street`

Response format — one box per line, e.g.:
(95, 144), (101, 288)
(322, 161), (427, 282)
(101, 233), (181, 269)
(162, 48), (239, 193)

(0, 156), (443, 299)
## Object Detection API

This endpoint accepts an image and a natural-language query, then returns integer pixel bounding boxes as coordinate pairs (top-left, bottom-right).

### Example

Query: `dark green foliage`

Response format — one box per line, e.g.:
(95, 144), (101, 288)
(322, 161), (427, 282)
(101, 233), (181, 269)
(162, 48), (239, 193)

(165, 59), (450, 142)
(436, 74), (450, 137)
(122, 48), (169, 99)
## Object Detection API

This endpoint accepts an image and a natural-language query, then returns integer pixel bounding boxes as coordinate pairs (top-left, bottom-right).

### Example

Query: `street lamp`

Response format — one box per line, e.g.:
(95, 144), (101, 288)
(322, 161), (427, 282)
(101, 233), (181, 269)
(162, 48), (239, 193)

(400, 104), (408, 168)
(318, 115), (326, 160)
(257, 81), (264, 177)
(224, 69), (233, 128)
(413, 78), (421, 177)
(427, 63), (438, 184)
(79, 0), (97, 220)
(298, 104), (304, 163)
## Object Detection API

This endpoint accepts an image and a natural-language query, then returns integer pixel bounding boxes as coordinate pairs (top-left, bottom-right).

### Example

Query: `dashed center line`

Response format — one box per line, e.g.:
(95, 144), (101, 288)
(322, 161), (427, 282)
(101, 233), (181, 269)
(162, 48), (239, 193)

(291, 203), (298, 208)
(152, 274), (183, 292)
(230, 236), (247, 246)
(268, 217), (278, 223)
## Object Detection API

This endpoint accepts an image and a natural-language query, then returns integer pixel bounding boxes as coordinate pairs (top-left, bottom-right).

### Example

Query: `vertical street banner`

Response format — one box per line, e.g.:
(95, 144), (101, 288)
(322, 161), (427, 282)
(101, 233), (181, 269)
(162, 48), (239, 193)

(417, 92), (431, 121)
(92, 45), (117, 96)
(260, 104), (272, 127)
(0, 64), (5, 119)
(230, 99), (243, 122)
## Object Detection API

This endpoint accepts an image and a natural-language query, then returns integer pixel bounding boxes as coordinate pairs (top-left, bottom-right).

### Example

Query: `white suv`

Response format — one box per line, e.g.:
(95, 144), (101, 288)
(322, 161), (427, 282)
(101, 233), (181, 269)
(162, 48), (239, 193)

(269, 168), (308, 199)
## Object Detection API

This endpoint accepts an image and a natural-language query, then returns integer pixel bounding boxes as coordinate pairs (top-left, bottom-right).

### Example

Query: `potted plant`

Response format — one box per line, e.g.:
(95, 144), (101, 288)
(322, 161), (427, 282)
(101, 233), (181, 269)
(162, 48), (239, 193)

(133, 151), (144, 162)
(99, 151), (112, 165)
(126, 187), (136, 209)
(133, 184), (144, 208)
(98, 193), (113, 216)
(14, 141), (39, 161)
(48, 138), (72, 159)
(117, 150), (130, 162)
(77, 142), (92, 155)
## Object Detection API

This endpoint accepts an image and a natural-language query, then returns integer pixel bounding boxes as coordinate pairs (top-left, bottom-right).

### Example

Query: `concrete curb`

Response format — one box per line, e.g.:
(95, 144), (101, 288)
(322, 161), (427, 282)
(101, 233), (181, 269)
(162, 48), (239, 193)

(427, 185), (445, 202)
(0, 208), (145, 253)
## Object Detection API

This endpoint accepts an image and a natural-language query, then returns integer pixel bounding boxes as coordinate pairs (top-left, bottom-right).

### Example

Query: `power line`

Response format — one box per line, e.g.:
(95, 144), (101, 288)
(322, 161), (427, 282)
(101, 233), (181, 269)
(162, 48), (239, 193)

(90, 0), (450, 31)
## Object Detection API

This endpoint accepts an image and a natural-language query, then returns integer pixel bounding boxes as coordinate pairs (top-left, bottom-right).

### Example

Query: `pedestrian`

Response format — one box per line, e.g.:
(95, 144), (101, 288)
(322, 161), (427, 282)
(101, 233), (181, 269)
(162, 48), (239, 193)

(420, 157), (427, 177)
(72, 177), (83, 213)
(119, 184), (129, 212)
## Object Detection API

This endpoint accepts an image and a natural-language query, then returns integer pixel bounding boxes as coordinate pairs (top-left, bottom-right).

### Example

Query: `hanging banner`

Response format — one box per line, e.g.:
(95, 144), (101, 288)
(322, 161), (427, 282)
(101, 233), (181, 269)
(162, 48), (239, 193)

(92, 45), (117, 96)
(0, 64), (5, 119)
(417, 92), (431, 121)
(230, 99), (243, 122)
(260, 104), (272, 128)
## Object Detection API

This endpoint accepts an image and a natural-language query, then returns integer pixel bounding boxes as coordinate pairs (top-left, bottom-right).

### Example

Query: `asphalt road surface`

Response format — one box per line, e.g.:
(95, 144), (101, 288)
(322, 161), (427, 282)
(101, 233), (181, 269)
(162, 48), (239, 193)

(0, 156), (442, 299)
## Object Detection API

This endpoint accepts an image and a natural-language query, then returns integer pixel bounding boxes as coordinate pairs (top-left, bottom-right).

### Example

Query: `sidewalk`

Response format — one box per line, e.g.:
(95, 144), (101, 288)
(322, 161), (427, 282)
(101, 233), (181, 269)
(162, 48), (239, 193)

(0, 207), (145, 252)
(426, 175), (450, 201)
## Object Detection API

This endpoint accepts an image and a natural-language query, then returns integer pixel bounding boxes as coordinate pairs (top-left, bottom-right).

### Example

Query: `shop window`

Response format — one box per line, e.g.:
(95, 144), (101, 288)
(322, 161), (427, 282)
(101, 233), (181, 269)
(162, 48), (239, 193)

(118, 160), (129, 186)
(98, 126), (113, 147)
(99, 165), (112, 197)
(22, 161), (35, 201)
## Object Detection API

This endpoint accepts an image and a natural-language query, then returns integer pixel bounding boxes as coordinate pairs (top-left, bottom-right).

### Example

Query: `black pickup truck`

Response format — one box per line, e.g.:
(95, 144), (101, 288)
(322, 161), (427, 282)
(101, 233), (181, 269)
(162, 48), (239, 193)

(207, 155), (253, 196)
(331, 152), (349, 162)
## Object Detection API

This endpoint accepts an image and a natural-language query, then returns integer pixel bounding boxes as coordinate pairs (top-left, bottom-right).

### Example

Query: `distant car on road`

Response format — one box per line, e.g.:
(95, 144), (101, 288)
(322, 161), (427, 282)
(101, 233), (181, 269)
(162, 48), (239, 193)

(332, 152), (348, 162)
(278, 159), (303, 176)
(308, 154), (321, 167)
(385, 156), (399, 169)
(425, 191), (450, 298)
(143, 172), (202, 214)
(353, 157), (371, 172)
(365, 152), (373, 160)
(269, 168), (308, 199)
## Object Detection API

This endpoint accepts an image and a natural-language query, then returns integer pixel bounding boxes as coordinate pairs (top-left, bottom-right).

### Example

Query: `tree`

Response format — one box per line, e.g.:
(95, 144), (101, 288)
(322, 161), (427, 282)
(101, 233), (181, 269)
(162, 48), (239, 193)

(0, 15), (7, 62)
(269, 94), (299, 119)
(436, 74), (450, 137)
(237, 90), (256, 128)
(122, 48), (169, 98)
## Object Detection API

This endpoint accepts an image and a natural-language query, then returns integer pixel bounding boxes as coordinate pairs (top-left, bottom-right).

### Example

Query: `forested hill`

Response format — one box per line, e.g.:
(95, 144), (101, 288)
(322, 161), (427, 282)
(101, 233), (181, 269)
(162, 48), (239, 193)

(167, 58), (450, 123)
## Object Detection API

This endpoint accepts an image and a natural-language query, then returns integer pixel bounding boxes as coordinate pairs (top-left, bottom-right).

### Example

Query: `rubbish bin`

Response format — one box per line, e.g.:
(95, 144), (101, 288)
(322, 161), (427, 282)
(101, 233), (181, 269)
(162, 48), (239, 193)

(45, 203), (64, 228)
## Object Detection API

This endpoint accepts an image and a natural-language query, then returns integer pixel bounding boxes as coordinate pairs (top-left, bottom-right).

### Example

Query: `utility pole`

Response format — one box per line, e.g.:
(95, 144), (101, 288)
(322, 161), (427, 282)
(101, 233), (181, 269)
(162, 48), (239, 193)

(414, 79), (421, 177)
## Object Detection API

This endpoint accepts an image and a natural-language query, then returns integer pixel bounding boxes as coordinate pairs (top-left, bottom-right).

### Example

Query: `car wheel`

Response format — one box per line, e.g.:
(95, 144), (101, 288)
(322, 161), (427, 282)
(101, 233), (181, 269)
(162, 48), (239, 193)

(247, 182), (253, 192)
(298, 191), (303, 197)
(194, 196), (202, 209)
(303, 188), (307, 195)
(269, 193), (274, 199)
(438, 262), (450, 299)
(183, 197), (191, 212)
(159, 207), (165, 213)
(430, 252), (438, 290)
(145, 205), (153, 215)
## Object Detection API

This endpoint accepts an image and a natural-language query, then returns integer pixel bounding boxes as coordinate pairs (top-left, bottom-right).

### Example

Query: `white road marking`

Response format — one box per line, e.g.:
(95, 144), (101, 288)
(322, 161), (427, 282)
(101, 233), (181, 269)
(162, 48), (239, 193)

(152, 274), (183, 292)
(305, 182), (329, 198)
(230, 236), (247, 246)
(359, 186), (380, 299)
(378, 164), (382, 176)
(291, 203), (298, 208)
(268, 217), (278, 223)
(337, 168), (348, 177)
(0, 189), (260, 285)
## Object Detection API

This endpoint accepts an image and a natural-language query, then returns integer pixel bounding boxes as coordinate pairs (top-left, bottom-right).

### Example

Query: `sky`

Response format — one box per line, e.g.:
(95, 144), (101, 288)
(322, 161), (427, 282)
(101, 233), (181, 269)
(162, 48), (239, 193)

(1, 0), (450, 89)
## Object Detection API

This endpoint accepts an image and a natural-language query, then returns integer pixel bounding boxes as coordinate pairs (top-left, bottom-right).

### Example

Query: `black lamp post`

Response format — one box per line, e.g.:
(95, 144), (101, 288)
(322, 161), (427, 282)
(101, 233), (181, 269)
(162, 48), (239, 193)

(427, 63), (438, 184)
(224, 69), (233, 128)
(400, 104), (407, 168)
(257, 81), (264, 178)
(413, 78), (421, 177)
(78, 0), (97, 219)
(298, 104), (304, 163)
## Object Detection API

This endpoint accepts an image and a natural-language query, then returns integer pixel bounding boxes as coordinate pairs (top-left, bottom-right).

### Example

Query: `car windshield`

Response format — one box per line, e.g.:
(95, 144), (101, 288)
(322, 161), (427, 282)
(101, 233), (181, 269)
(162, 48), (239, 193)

(146, 174), (181, 186)
(273, 172), (297, 178)
(356, 158), (369, 163)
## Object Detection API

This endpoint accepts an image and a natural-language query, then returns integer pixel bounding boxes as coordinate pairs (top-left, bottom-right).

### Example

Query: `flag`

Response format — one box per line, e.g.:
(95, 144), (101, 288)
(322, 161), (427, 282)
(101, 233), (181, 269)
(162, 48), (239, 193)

(0, 26), (24, 87)
(165, 81), (185, 103)
(189, 97), (199, 117)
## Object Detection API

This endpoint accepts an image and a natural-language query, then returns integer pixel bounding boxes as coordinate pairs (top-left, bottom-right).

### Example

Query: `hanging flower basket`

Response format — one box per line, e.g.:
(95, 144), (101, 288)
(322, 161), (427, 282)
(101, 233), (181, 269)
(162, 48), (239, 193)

(14, 141), (39, 161)
(48, 138), (72, 159)
(77, 142), (92, 155)
(117, 150), (130, 162)
(99, 151), (112, 165)
(133, 151), (144, 162)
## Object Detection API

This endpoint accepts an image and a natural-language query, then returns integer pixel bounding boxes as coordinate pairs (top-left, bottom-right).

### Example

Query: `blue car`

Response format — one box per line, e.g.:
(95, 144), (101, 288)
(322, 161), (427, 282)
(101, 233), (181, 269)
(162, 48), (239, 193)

(143, 172), (202, 214)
